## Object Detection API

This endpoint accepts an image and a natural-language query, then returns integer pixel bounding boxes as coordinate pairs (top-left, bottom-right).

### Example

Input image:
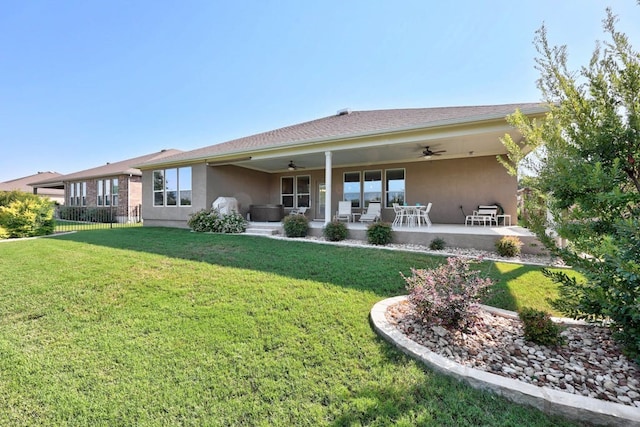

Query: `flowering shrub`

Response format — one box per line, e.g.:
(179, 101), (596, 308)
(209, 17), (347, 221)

(187, 209), (247, 233)
(403, 257), (493, 329)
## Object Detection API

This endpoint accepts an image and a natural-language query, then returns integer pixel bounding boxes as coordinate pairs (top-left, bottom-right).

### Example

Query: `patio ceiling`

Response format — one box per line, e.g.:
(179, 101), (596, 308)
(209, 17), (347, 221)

(212, 124), (523, 173)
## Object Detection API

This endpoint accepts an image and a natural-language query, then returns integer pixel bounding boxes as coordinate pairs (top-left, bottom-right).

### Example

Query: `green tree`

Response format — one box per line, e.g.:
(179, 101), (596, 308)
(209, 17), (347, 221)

(500, 8), (640, 361)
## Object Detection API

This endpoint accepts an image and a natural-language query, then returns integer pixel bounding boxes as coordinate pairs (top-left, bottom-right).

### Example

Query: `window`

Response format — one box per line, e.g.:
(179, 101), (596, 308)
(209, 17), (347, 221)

(178, 168), (191, 206)
(69, 183), (75, 206)
(296, 176), (310, 208)
(363, 170), (382, 207)
(153, 170), (165, 206)
(165, 169), (177, 206)
(112, 179), (119, 206)
(281, 175), (310, 208)
(281, 177), (294, 208)
(104, 179), (111, 206)
(385, 169), (405, 207)
(95, 179), (118, 206)
(97, 180), (103, 206)
(343, 172), (361, 208)
(81, 182), (86, 206)
(153, 167), (192, 207)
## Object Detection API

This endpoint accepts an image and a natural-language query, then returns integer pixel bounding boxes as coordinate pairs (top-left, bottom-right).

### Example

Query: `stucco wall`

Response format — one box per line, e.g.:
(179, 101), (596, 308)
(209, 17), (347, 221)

(206, 165), (271, 217)
(141, 163), (207, 227)
(269, 156), (517, 224)
(143, 156), (517, 227)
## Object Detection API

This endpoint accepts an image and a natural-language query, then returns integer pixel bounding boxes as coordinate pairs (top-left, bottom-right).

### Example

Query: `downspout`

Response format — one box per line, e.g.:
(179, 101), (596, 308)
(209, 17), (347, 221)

(324, 151), (332, 225)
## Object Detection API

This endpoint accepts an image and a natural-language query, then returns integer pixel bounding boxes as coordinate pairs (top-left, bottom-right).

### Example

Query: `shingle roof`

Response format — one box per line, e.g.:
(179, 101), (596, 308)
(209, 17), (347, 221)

(31, 149), (183, 185)
(0, 172), (64, 193)
(141, 103), (546, 167)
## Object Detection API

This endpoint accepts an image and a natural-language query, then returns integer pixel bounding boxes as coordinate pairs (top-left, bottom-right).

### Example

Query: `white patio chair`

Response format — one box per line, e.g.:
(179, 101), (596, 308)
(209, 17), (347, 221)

(359, 202), (381, 223)
(418, 202), (432, 227)
(334, 201), (352, 222)
(289, 207), (308, 216)
(392, 203), (405, 226)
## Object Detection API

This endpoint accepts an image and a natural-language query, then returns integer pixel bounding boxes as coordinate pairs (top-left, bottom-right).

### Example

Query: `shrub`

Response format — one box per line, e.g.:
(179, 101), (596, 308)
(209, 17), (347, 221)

(0, 191), (55, 238)
(283, 214), (309, 238)
(403, 257), (493, 330)
(495, 236), (523, 257)
(0, 226), (9, 240)
(366, 222), (393, 245)
(323, 221), (348, 241)
(518, 307), (564, 347)
(429, 237), (446, 250)
(188, 209), (247, 233)
(219, 211), (247, 233)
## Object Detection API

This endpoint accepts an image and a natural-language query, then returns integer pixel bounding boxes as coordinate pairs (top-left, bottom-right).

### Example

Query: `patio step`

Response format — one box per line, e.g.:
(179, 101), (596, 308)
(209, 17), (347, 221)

(244, 227), (281, 236)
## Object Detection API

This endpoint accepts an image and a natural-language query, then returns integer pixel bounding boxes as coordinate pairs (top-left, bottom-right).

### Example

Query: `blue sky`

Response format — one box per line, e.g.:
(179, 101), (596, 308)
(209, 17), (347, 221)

(1, 1), (639, 182)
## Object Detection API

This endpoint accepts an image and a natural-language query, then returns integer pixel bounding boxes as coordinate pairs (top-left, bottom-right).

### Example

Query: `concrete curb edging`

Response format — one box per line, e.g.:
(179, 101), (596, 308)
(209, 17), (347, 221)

(370, 296), (640, 427)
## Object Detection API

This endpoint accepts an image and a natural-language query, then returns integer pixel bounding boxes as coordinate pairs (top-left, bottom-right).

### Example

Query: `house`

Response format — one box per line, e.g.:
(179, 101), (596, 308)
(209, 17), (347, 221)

(137, 104), (547, 228)
(31, 149), (182, 223)
(0, 172), (65, 204)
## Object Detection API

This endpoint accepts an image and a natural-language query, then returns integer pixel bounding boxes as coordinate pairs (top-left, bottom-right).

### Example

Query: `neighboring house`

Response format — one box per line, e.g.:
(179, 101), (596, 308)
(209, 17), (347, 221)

(0, 172), (65, 204)
(31, 149), (182, 223)
(137, 104), (547, 228)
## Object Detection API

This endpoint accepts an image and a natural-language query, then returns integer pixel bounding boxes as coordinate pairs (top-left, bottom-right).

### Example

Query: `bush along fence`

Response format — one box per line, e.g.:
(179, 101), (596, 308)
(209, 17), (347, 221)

(55, 204), (143, 232)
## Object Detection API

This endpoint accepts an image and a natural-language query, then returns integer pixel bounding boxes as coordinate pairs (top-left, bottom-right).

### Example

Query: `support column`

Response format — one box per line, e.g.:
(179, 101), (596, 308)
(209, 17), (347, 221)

(324, 151), (332, 225)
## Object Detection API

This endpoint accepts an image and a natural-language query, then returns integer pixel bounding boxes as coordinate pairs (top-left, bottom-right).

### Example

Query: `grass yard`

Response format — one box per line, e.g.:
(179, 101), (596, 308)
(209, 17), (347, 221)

(0, 228), (578, 426)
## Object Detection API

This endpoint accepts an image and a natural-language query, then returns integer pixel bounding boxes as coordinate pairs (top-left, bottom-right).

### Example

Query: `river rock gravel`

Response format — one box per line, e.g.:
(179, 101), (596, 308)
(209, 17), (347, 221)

(386, 299), (640, 407)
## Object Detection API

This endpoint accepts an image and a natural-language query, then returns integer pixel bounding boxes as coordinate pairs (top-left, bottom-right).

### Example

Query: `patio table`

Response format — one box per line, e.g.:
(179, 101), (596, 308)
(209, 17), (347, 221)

(399, 205), (426, 227)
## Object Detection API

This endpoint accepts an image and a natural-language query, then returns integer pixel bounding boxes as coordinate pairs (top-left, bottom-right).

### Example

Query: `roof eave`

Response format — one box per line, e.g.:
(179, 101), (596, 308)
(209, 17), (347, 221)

(139, 105), (549, 169)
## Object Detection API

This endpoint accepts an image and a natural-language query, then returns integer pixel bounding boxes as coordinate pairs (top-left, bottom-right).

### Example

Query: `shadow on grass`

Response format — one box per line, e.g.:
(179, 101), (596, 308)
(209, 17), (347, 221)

(47, 228), (553, 309)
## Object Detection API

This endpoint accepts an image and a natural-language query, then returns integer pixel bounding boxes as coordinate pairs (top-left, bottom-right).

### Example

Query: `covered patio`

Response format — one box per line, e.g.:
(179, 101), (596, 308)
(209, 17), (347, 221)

(245, 220), (546, 255)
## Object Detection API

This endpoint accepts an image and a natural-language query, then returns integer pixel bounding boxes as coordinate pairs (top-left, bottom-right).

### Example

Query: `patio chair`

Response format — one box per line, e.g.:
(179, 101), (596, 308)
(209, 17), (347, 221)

(289, 207), (308, 216)
(359, 202), (381, 223)
(418, 202), (432, 227)
(392, 203), (405, 226)
(334, 201), (353, 222)
(465, 205), (498, 226)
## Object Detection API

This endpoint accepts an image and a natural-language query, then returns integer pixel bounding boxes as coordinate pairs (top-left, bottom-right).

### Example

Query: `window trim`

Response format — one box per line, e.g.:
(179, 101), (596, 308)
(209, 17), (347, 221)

(152, 167), (192, 207)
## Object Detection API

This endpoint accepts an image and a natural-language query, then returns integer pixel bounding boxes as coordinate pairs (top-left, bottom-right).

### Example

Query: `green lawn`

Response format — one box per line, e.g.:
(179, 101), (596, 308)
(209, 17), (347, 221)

(0, 228), (578, 426)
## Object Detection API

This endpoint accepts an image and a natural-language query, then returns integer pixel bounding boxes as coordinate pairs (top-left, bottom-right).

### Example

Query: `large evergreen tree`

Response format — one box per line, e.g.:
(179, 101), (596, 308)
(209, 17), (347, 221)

(500, 8), (640, 361)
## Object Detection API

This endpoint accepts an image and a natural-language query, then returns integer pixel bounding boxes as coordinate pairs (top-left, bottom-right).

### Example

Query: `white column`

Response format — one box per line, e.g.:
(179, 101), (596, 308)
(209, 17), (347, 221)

(324, 151), (332, 225)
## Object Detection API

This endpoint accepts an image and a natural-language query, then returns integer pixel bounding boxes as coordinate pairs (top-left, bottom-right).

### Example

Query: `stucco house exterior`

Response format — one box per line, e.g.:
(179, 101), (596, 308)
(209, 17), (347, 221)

(31, 149), (182, 223)
(137, 104), (546, 228)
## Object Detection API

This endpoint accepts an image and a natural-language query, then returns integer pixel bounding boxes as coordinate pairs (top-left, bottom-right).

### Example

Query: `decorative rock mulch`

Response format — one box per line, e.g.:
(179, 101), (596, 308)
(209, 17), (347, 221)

(386, 300), (640, 407)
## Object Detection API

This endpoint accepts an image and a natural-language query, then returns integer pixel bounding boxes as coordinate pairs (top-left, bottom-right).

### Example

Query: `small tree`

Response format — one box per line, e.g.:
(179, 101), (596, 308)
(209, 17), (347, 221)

(499, 8), (640, 361)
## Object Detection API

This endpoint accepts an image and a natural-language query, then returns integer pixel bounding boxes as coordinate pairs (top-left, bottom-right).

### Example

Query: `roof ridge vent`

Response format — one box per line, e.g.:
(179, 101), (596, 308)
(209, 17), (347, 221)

(336, 108), (351, 116)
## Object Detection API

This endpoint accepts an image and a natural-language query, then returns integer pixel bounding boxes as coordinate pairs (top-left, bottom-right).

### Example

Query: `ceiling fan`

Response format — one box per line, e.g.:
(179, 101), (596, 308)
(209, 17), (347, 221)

(419, 146), (446, 159)
(287, 160), (305, 171)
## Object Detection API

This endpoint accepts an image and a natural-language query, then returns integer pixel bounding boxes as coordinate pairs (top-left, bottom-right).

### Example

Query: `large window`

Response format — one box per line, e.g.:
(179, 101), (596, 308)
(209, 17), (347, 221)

(343, 172), (361, 208)
(385, 169), (405, 207)
(363, 170), (382, 207)
(153, 167), (192, 207)
(281, 176), (310, 208)
(96, 179), (116, 206)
